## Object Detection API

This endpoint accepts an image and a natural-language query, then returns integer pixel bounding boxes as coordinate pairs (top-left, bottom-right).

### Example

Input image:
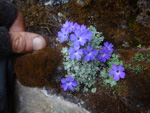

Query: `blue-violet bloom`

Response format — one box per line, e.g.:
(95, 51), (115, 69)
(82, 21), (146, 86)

(68, 46), (83, 60)
(96, 49), (111, 62)
(70, 29), (87, 47)
(58, 27), (69, 42)
(102, 42), (114, 53)
(61, 76), (77, 91)
(79, 24), (87, 32)
(68, 22), (80, 33)
(83, 46), (97, 62)
(85, 30), (93, 41)
(109, 64), (125, 81)
(63, 21), (70, 28)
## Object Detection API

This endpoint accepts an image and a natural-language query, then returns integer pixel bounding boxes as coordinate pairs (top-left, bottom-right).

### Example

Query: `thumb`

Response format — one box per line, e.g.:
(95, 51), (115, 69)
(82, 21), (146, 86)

(9, 32), (46, 53)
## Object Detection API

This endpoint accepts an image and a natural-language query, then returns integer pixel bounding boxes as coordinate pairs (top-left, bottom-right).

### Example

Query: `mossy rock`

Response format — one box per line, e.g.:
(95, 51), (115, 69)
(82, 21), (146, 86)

(14, 47), (62, 88)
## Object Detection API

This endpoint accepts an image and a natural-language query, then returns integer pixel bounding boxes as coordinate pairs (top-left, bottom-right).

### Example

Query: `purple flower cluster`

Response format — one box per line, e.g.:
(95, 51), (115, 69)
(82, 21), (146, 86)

(58, 21), (126, 91)
(109, 64), (125, 81)
(58, 21), (95, 61)
(58, 22), (115, 62)
(61, 76), (77, 91)
(96, 42), (114, 63)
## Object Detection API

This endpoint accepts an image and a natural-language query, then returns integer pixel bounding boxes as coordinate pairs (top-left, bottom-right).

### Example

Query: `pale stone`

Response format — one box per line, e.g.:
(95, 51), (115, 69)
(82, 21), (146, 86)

(14, 80), (89, 113)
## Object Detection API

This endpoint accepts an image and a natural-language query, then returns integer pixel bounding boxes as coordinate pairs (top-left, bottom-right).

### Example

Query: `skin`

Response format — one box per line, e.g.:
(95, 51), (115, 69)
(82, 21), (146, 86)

(9, 12), (46, 53)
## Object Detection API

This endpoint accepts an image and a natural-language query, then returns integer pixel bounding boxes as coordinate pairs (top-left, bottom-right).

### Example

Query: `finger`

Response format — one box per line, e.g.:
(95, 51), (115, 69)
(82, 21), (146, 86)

(9, 12), (25, 32)
(9, 32), (46, 53)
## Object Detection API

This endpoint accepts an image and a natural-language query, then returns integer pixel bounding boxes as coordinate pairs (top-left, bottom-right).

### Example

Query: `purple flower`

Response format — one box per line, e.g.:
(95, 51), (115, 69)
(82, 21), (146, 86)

(76, 24), (93, 42)
(109, 64), (125, 81)
(61, 76), (77, 91)
(102, 42), (114, 53)
(58, 28), (69, 42)
(85, 30), (93, 41)
(96, 49), (111, 62)
(83, 46), (97, 62)
(68, 22), (80, 33)
(68, 46), (83, 60)
(70, 29), (87, 47)
(63, 21), (70, 28)
(79, 24), (87, 32)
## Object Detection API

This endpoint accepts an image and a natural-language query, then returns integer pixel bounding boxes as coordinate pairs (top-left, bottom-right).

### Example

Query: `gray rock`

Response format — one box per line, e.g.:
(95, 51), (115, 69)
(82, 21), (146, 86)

(14, 80), (89, 113)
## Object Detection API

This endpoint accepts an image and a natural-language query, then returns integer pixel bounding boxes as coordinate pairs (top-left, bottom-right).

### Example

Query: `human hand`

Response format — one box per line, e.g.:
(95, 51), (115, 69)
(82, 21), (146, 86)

(9, 12), (46, 53)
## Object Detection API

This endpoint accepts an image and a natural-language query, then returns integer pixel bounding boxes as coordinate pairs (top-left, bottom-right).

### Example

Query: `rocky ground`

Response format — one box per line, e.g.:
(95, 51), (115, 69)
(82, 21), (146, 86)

(13, 0), (150, 113)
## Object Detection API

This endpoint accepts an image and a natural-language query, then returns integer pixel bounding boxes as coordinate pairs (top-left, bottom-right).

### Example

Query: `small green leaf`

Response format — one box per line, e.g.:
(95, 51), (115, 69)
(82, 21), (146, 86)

(91, 88), (97, 93)
(137, 44), (142, 48)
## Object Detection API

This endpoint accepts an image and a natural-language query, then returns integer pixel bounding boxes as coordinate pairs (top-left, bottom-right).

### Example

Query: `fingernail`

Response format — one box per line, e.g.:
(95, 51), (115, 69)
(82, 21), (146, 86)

(33, 37), (45, 51)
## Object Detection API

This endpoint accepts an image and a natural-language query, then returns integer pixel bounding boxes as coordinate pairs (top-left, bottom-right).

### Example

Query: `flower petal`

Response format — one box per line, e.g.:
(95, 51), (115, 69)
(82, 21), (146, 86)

(72, 80), (77, 87)
(68, 47), (74, 53)
(109, 70), (115, 76)
(87, 36), (92, 41)
(120, 72), (125, 78)
(83, 49), (88, 55)
(61, 28), (65, 33)
(118, 65), (125, 71)
(79, 39), (86, 46)
(112, 64), (117, 70)
(74, 29), (81, 37)
(63, 21), (70, 28)
(113, 75), (120, 81)
(104, 42), (109, 46)
(84, 55), (90, 62)
(68, 85), (73, 91)
(90, 55), (95, 61)
(70, 34), (77, 41)
(58, 31), (62, 37)
(73, 40), (79, 47)
(87, 46), (93, 52)
(61, 84), (68, 91)
(78, 49), (83, 54)
(67, 76), (74, 82)
(61, 78), (67, 84)
(69, 53), (75, 59)
(96, 54), (101, 60)
(92, 50), (97, 55)
(80, 24), (86, 30)
(74, 46), (80, 51)
(75, 54), (81, 60)
(59, 37), (65, 42)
